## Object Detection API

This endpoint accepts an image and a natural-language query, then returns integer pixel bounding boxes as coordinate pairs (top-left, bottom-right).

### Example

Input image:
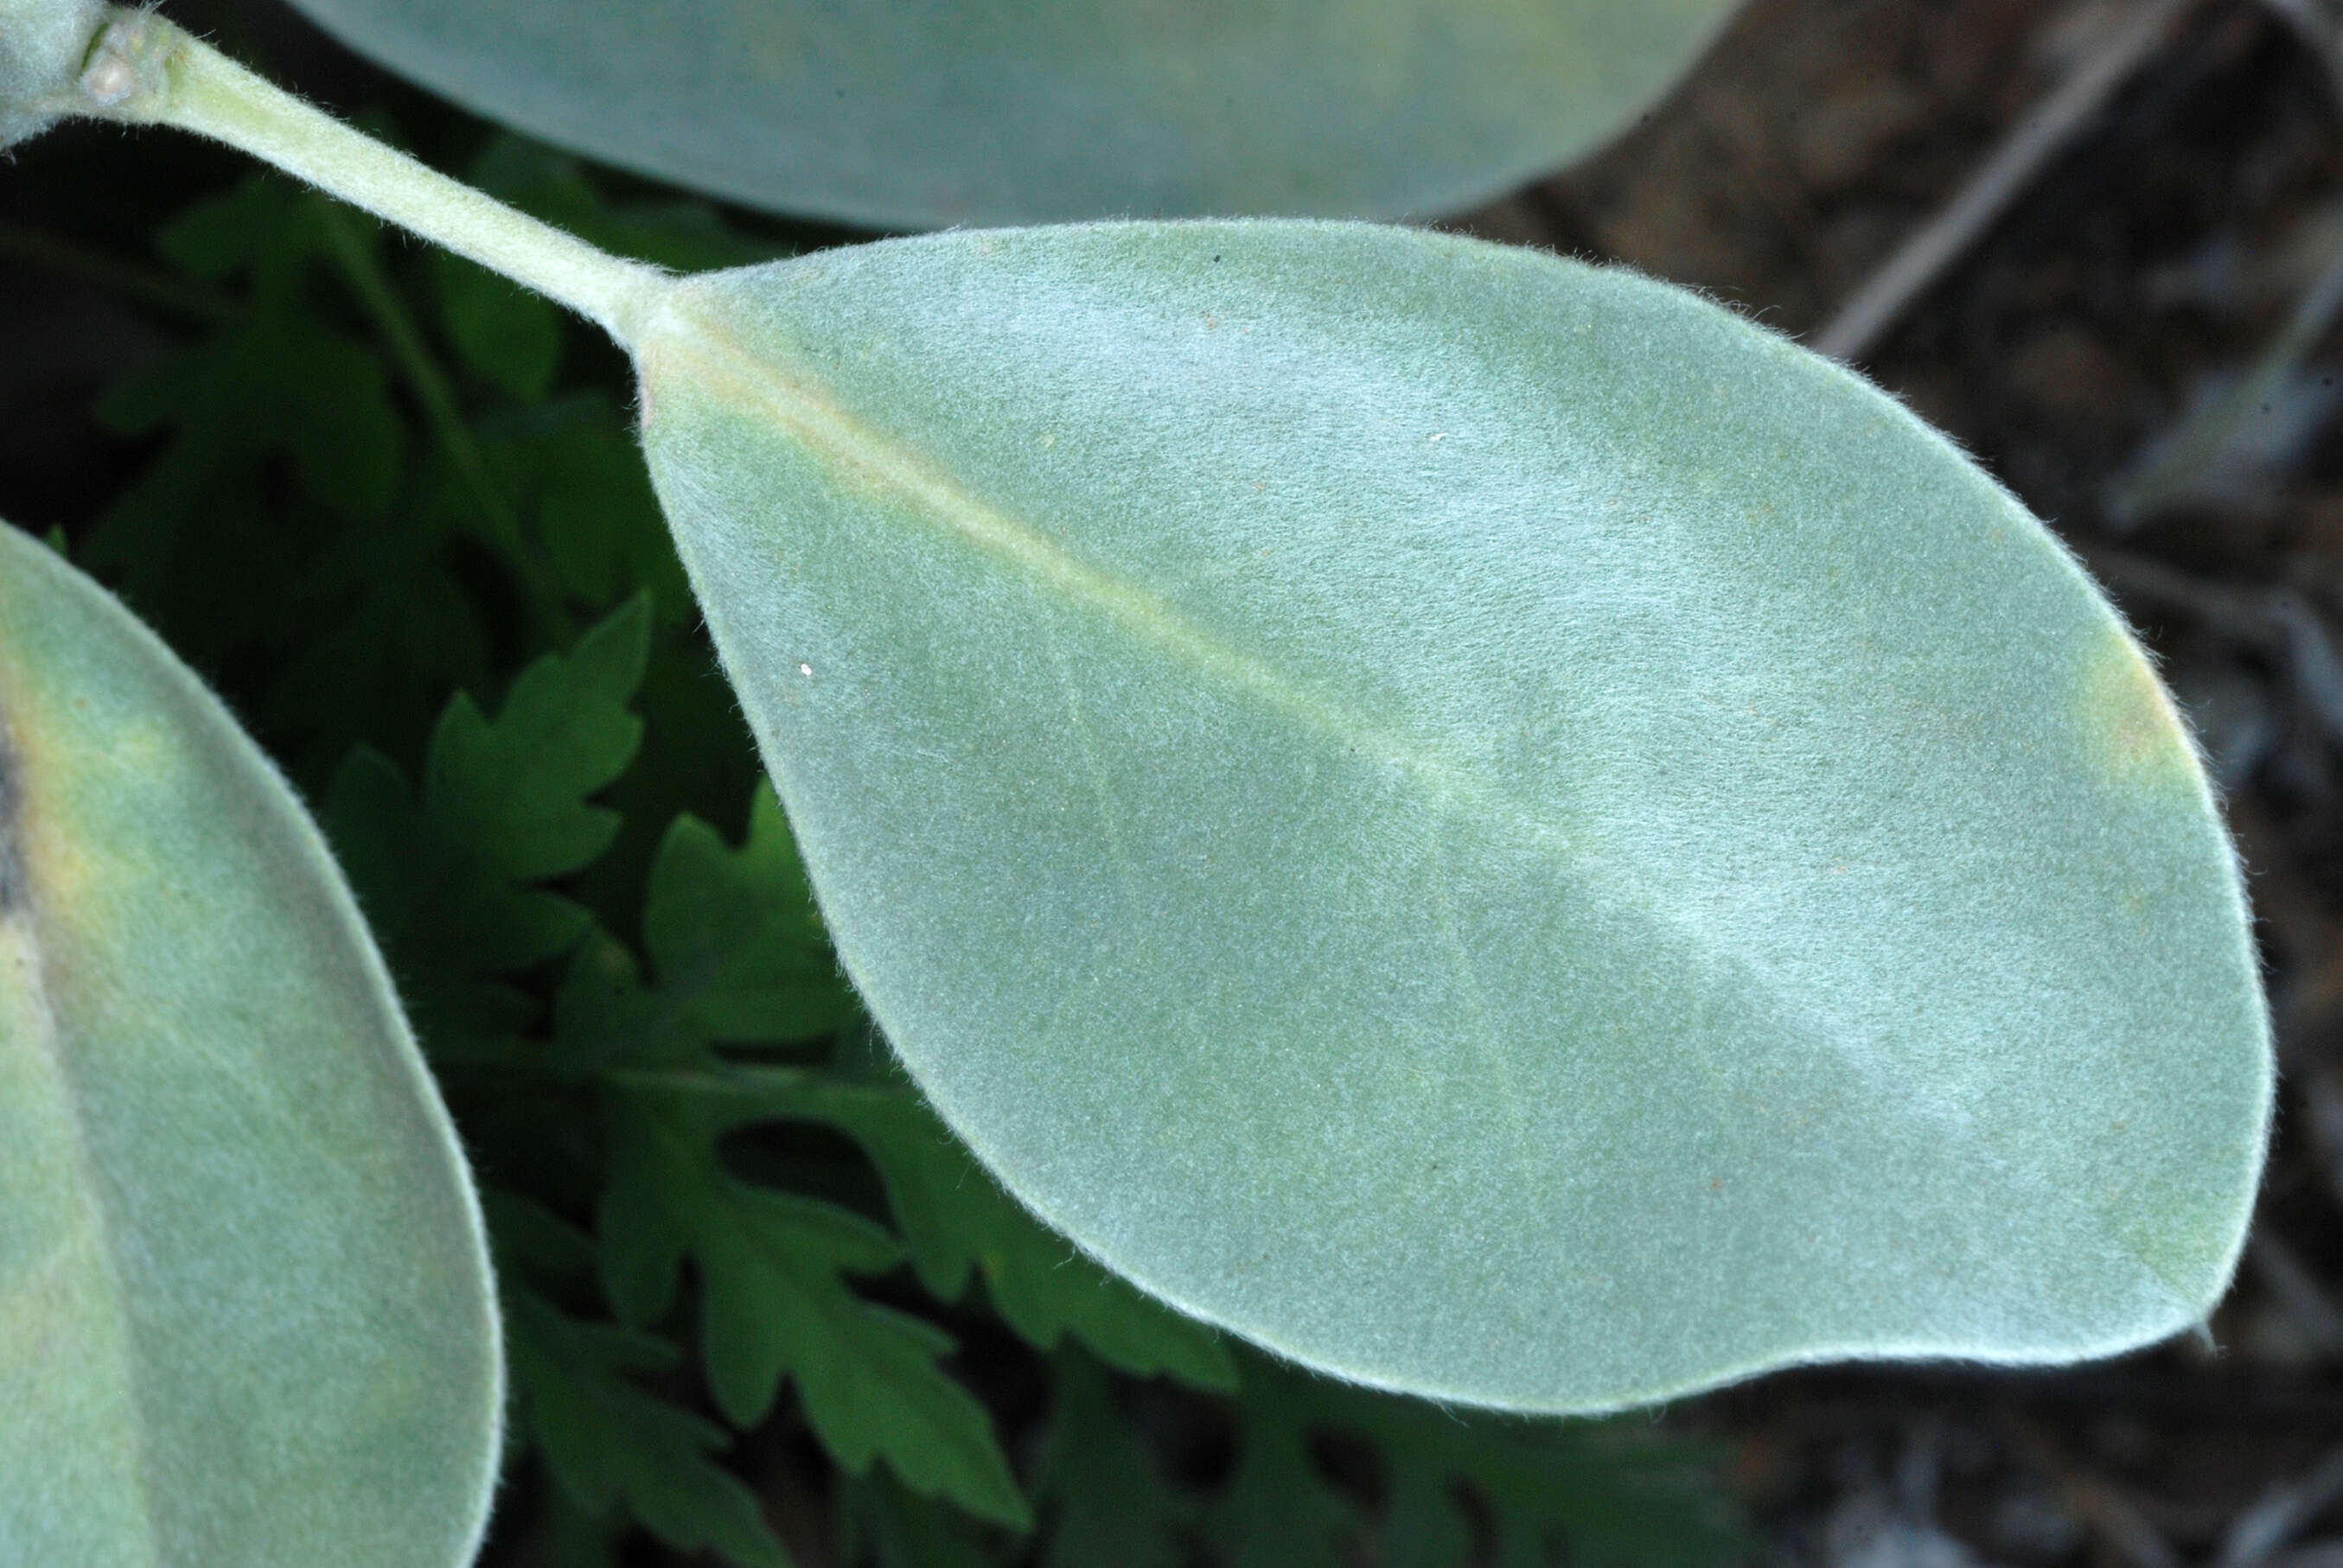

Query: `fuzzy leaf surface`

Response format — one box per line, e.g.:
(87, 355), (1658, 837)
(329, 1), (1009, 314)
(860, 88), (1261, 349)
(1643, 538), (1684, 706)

(0, 523), (500, 1565)
(271, 0), (1734, 227)
(631, 220), (2273, 1412)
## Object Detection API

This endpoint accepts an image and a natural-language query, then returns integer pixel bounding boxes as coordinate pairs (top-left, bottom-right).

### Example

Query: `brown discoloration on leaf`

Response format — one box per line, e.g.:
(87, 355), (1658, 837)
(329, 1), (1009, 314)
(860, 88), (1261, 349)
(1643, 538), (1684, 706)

(2078, 631), (2196, 791)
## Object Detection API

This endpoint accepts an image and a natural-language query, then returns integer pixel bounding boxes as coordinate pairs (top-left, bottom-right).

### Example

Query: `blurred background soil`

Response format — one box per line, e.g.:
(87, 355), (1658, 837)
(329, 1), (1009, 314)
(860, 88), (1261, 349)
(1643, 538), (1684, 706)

(1453, 1), (2343, 1562)
(7, 0), (2343, 1561)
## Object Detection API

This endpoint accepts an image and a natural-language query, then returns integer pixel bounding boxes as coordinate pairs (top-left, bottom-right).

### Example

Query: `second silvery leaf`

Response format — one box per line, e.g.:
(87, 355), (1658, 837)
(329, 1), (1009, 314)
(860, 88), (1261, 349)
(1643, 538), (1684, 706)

(622, 222), (2268, 1405)
(272, 0), (1736, 228)
(626, 222), (2270, 1412)
(0, 523), (501, 1565)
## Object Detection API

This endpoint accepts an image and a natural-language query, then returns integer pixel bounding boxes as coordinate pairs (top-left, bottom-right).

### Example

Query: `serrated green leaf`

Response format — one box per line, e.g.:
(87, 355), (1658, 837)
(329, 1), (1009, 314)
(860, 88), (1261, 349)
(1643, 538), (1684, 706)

(1035, 1350), (1188, 1568)
(273, 0), (1735, 227)
(520, 1491), (630, 1568)
(81, 175), (491, 777)
(151, 167), (322, 282)
(597, 1071), (1030, 1527)
(841, 1469), (1001, 1568)
(95, 188), (405, 545)
(473, 394), (694, 621)
(325, 597), (649, 1043)
(484, 1188), (605, 1301)
(1215, 1357), (1746, 1568)
(425, 596), (649, 888)
(1208, 1375), (1353, 1568)
(629, 220), (2272, 1412)
(507, 1286), (791, 1568)
(0, 521), (500, 1565)
(643, 787), (860, 1048)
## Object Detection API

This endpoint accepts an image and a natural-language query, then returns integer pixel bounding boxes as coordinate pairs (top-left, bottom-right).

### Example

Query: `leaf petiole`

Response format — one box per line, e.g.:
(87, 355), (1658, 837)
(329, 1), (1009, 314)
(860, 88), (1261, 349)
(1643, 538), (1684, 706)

(73, 7), (668, 345)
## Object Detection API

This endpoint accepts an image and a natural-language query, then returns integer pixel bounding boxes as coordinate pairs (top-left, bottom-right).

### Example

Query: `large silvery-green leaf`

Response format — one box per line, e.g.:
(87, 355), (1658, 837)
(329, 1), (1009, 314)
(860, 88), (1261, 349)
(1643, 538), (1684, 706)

(0, 523), (501, 1565)
(272, 0), (1736, 228)
(627, 221), (2272, 1412)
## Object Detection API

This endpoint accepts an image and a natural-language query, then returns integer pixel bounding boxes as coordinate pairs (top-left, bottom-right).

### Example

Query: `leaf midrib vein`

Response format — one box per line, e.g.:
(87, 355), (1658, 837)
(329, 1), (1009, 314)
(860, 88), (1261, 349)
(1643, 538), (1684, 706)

(0, 889), (166, 1565)
(641, 298), (1505, 819)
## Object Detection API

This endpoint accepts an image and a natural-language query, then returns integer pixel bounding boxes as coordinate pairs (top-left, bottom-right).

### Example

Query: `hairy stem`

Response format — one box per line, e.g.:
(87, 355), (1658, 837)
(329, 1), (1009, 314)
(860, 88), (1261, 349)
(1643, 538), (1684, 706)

(74, 8), (669, 346)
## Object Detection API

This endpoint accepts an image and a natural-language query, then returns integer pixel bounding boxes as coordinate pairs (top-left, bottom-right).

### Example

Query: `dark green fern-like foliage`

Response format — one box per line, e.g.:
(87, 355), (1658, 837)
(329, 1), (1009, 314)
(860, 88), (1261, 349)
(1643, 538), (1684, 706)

(48, 113), (1750, 1568)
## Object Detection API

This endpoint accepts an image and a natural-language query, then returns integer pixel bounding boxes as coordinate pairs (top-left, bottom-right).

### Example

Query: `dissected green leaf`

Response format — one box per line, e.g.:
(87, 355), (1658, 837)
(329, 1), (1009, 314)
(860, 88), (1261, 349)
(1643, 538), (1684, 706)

(643, 786), (861, 1048)
(273, 0), (1737, 227)
(1208, 1376), (1357, 1568)
(489, 1151), (795, 1568)
(1035, 1350), (1189, 1568)
(95, 178), (405, 550)
(424, 597), (648, 897)
(482, 395), (696, 623)
(86, 175), (489, 775)
(491, 1199), (784, 1568)
(518, 1493), (630, 1568)
(597, 1065), (1031, 1527)
(571, 839), (1025, 1523)
(629, 220), (2273, 1412)
(0, 521), (500, 1565)
(325, 596), (649, 1047)
(840, 1469), (1001, 1568)
(1208, 1357), (1747, 1568)
(92, 169), (731, 794)
(508, 1286), (790, 1568)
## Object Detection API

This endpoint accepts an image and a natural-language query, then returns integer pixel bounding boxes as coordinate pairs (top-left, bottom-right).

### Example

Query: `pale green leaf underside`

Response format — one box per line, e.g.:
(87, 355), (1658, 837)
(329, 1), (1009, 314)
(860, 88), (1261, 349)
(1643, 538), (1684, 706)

(634, 221), (2272, 1412)
(0, 524), (501, 1565)
(273, 0), (1735, 228)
